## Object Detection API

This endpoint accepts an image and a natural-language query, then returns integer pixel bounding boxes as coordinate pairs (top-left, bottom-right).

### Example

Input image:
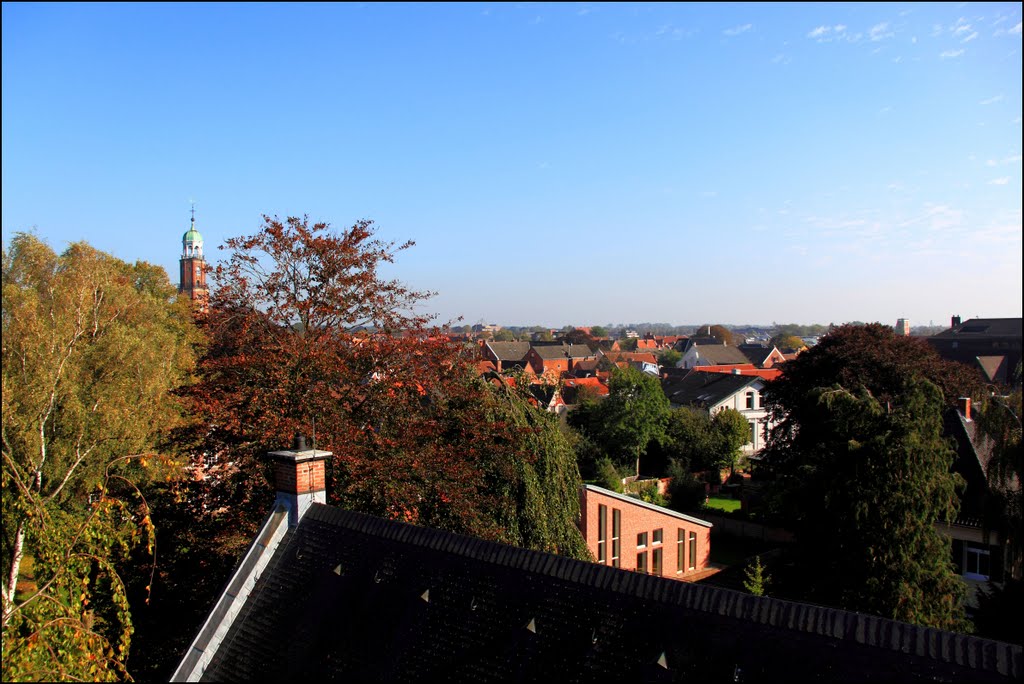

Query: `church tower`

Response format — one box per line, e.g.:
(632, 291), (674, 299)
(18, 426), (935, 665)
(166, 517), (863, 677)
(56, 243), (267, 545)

(178, 206), (208, 309)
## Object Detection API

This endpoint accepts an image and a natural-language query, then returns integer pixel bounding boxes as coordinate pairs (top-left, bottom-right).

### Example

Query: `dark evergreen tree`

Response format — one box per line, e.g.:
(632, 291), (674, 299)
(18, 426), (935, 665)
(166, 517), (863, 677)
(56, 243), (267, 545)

(766, 379), (968, 629)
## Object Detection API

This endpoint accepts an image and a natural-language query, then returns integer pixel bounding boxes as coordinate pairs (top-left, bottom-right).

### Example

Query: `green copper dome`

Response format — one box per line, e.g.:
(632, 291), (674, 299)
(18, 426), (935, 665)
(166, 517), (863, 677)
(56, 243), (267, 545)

(183, 227), (203, 243)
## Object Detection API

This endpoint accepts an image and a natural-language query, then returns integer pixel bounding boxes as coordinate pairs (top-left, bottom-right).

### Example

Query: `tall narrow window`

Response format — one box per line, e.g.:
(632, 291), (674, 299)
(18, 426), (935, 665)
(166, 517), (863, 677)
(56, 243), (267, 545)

(612, 509), (621, 568)
(637, 551), (648, 574)
(637, 531), (648, 548)
(688, 531), (697, 570)
(746, 392), (755, 409)
(652, 528), (663, 544)
(677, 529), (685, 573)
(748, 421), (756, 445)
(597, 504), (607, 564)
(652, 548), (663, 576)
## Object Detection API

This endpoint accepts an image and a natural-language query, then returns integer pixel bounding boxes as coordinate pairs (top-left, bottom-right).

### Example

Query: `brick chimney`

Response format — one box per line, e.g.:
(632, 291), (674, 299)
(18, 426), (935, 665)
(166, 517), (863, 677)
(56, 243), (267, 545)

(952, 315), (962, 328)
(958, 397), (971, 422)
(269, 432), (331, 527)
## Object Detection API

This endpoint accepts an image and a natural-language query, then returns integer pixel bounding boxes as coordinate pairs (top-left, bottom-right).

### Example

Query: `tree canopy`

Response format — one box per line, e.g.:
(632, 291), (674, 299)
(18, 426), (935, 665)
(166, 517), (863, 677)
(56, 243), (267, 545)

(2, 234), (199, 680)
(181, 216), (588, 558)
(568, 366), (670, 477)
(697, 324), (737, 346)
(760, 323), (977, 629)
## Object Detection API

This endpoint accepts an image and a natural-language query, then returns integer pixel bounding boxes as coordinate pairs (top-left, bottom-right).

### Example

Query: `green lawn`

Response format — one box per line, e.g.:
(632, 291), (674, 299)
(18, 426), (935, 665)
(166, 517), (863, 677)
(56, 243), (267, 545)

(704, 496), (742, 513)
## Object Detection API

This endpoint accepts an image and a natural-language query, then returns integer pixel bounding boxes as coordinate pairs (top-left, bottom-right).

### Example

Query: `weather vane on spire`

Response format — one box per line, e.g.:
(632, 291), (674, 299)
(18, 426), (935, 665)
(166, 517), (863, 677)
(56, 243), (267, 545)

(190, 199), (196, 225)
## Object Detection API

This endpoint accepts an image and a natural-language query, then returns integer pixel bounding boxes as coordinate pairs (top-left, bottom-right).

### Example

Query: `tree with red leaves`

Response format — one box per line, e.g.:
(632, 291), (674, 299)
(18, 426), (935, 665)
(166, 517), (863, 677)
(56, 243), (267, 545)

(178, 215), (588, 556)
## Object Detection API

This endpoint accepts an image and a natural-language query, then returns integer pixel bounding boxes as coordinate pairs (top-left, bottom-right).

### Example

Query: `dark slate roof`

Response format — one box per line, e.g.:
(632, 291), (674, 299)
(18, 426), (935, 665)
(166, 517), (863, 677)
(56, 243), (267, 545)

(661, 371), (760, 408)
(196, 504), (1020, 682)
(931, 318), (1023, 339)
(485, 341), (532, 362)
(531, 344), (595, 360)
(678, 337), (721, 353)
(944, 407), (998, 522)
(738, 344), (776, 367)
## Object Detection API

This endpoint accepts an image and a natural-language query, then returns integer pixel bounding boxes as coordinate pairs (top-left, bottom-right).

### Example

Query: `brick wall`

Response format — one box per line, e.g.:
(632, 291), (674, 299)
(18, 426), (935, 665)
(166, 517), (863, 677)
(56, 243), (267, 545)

(580, 486), (712, 580)
(273, 458), (326, 495)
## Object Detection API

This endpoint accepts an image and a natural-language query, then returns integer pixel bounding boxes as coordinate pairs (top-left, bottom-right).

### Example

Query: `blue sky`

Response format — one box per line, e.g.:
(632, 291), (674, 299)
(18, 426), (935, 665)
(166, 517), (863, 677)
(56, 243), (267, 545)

(3, 2), (1021, 328)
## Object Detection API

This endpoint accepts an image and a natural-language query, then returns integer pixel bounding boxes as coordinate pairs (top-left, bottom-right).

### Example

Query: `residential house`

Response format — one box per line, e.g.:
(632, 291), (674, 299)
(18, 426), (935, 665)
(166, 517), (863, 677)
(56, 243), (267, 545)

(172, 439), (1021, 682)
(559, 377), (609, 404)
(525, 343), (596, 377)
(927, 316), (1022, 387)
(579, 485), (712, 580)
(661, 371), (775, 455)
(938, 397), (1020, 598)
(737, 343), (787, 369)
(566, 358), (601, 378)
(480, 340), (532, 373)
(677, 341), (751, 370)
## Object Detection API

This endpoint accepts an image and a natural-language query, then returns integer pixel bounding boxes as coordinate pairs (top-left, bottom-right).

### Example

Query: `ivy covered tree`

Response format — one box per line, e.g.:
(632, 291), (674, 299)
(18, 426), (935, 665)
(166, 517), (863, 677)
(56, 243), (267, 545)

(764, 378), (969, 629)
(2, 234), (199, 680)
(760, 324), (980, 629)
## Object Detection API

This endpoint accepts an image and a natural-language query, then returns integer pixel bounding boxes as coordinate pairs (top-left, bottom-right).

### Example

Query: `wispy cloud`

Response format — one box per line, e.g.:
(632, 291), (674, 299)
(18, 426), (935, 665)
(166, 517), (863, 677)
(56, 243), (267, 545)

(869, 22), (894, 41)
(987, 154), (1022, 166)
(723, 23), (752, 37)
(940, 49), (965, 58)
(994, 20), (1022, 37)
(962, 31), (979, 43)
(952, 18), (973, 35)
(807, 24), (858, 44)
(989, 177), (1011, 185)
(980, 94), (1004, 105)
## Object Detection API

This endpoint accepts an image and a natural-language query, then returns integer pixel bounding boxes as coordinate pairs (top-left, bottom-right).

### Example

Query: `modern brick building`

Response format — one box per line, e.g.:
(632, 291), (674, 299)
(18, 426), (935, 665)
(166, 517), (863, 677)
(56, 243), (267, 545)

(579, 484), (713, 580)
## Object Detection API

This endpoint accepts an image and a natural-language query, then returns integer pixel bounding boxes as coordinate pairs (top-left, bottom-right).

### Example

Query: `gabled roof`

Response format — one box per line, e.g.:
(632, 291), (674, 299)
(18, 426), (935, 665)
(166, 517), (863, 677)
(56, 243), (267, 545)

(932, 318), (1023, 338)
(531, 344), (595, 360)
(737, 344), (780, 367)
(182, 503), (1021, 682)
(687, 344), (751, 366)
(484, 341), (532, 361)
(661, 371), (762, 408)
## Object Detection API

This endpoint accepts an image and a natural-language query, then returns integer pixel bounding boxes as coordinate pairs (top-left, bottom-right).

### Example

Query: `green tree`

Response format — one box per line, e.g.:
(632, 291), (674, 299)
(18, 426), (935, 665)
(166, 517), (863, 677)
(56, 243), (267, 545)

(492, 329), (516, 342)
(661, 407), (715, 471)
(2, 234), (199, 680)
(765, 379), (968, 629)
(712, 408), (750, 476)
(657, 349), (682, 368)
(770, 334), (805, 352)
(568, 367), (669, 477)
(666, 459), (707, 512)
(590, 325), (608, 338)
(743, 555), (771, 597)
(594, 458), (624, 493)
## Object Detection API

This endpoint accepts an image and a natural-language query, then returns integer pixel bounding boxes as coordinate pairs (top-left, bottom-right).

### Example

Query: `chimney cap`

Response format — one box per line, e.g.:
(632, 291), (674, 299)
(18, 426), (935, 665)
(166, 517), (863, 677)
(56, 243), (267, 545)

(269, 433), (332, 463)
